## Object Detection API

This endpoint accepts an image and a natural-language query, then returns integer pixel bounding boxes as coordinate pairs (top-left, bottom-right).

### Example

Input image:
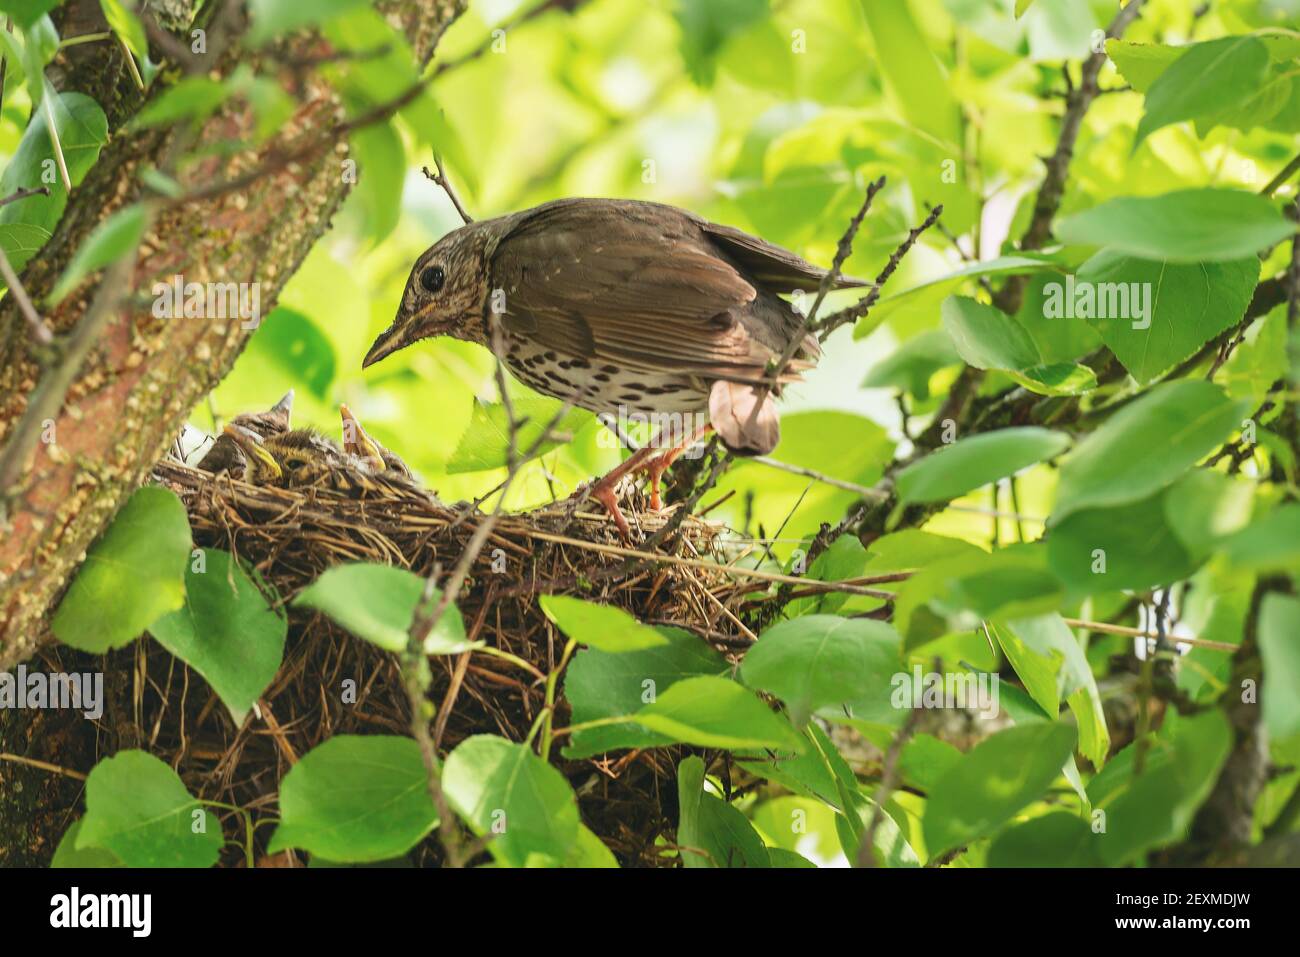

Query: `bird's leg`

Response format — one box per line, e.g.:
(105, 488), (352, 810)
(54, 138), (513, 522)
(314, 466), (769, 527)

(640, 423), (713, 511)
(583, 442), (660, 539)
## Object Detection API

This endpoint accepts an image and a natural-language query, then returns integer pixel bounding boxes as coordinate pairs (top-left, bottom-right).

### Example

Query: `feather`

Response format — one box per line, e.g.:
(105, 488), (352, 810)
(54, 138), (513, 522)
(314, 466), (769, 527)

(709, 379), (780, 455)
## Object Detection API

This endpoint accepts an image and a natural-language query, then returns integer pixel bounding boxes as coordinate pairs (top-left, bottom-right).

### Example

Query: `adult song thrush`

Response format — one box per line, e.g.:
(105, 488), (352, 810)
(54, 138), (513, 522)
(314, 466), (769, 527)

(362, 198), (866, 535)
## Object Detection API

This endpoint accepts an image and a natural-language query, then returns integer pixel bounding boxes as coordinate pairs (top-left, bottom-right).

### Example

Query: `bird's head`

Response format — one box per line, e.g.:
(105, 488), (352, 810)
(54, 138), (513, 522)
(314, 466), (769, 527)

(222, 424), (282, 484)
(263, 429), (348, 485)
(362, 222), (495, 368)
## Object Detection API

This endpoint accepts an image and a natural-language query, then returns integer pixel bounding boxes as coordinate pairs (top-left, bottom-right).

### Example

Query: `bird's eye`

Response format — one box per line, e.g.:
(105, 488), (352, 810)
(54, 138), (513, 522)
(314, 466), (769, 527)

(420, 265), (445, 294)
(286, 457), (307, 470)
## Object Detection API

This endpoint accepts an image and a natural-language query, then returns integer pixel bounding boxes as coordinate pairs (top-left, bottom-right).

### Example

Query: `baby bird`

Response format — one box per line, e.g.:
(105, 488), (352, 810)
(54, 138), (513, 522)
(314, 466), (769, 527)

(197, 390), (294, 477)
(222, 420), (419, 499)
(339, 404), (414, 479)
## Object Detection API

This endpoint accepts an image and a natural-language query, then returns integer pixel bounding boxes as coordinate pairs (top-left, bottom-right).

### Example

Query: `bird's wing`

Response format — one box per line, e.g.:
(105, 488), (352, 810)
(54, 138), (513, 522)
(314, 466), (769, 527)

(490, 201), (780, 378)
(696, 218), (871, 294)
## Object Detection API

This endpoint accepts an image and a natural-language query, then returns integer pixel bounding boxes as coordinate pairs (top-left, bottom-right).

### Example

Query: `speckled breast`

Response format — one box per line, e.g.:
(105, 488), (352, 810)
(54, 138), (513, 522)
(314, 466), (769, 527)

(498, 332), (709, 415)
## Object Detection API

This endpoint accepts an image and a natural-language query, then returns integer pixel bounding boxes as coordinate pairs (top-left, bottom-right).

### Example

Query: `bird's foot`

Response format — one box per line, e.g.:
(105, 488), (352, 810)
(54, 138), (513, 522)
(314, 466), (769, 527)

(642, 453), (671, 512)
(590, 479), (632, 540)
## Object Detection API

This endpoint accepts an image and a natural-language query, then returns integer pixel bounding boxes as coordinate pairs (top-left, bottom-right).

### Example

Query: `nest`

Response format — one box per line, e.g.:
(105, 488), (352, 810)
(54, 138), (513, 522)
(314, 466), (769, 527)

(66, 458), (761, 867)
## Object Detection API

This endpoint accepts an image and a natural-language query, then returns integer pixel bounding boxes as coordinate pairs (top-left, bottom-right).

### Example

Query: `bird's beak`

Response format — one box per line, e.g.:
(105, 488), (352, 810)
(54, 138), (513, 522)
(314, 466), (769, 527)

(271, 389), (294, 418)
(268, 389), (294, 429)
(222, 424), (281, 480)
(339, 404), (384, 463)
(362, 321), (405, 369)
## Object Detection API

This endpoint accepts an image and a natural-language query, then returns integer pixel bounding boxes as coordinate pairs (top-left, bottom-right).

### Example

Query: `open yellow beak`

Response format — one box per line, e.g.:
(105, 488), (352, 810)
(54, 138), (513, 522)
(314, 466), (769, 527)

(339, 404), (385, 466)
(222, 424), (282, 480)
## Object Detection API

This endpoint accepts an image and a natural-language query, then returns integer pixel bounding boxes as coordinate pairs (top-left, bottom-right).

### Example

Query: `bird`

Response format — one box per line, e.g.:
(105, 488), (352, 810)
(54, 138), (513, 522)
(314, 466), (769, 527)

(362, 198), (867, 536)
(220, 418), (422, 499)
(339, 404), (414, 479)
(196, 390), (294, 477)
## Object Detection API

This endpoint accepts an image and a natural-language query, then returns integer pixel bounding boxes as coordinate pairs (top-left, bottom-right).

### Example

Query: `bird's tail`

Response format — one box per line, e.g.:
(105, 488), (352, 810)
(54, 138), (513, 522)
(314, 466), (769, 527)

(709, 380), (780, 456)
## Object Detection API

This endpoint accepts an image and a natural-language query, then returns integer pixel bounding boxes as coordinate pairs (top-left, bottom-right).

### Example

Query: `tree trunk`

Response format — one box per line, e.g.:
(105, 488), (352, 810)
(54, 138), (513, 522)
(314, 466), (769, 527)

(0, 1), (464, 671)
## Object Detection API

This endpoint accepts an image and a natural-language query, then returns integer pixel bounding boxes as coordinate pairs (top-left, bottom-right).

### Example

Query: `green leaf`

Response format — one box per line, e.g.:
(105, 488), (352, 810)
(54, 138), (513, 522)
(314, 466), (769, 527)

(895, 427), (1070, 506)
(676, 755), (709, 868)
(788, 535), (870, 617)
(840, 792), (922, 867)
(20, 15), (57, 106)
(1050, 380), (1248, 522)
(0, 222), (52, 281)
(1007, 362), (1097, 396)
(855, 256), (1057, 339)
(923, 722), (1078, 855)
(1106, 40), (1182, 93)
(1048, 489), (1201, 593)
(78, 751), (222, 867)
(893, 545), (1064, 648)
(243, 307), (337, 401)
(539, 594), (669, 652)
(442, 735), (581, 867)
(51, 487), (191, 653)
(987, 812), (1103, 866)
(0, 91), (109, 234)
(47, 203), (148, 305)
(99, 0), (149, 67)
(942, 297), (1096, 395)
(998, 615), (1109, 768)
(1223, 504), (1300, 571)
(767, 847), (817, 868)
(1164, 470), (1255, 557)
(292, 563), (473, 655)
(562, 626), (727, 759)
(246, 0), (373, 46)
(348, 119), (404, 244)
(1014, 0), (1036, 16)
(267, 735), (438, 863)
(1074, 253), (1258, 384)
(860, 0), (961, 146)
(1134, 36), (1270, 149)
(739, 722), (858, 811)
(739, 615), (901, 727)
(446, 397), (594, 474)
(565, 825), (619, 868)
(679, 755), (772, 869)
(899, 734), (962, 792)
(694, 794), (772, 867)
(1055, 190), (1297, 264)
(51, 819), (122, 868)
(674, 0), (768, 85)
(860, 329), (961, 400)
(131, 75), (232, 129)
(631, 676), (806, 752)
(1088, 710), (1231, 864)
(1259, 594), (1300, 740)
(148, 548), (286, 726)
(942, 295), (1039, 370)
(0, 1), (63, 30)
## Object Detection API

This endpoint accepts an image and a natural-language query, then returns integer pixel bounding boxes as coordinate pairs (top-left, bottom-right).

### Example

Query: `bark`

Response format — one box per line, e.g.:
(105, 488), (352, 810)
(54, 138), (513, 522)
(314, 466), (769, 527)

(0, 2), (463, 668)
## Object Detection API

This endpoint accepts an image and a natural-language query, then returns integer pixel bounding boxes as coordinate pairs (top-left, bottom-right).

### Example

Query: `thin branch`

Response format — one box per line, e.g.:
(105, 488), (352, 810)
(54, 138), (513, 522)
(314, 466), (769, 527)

(431, 0), (580, 78)
(857, 707), (920, 867)
(422, 154), (474, 224)
(0, 185), (51, 209)
(0, 246), (52, 346)
(117, 35), (145, 91)
(174, 79), (429, 205)
(1263, 152), (1300, 198)
(816, 204), (944, 341)
(41, 95), (72, 193)
(138, 4), (204, 73)
(0, 255), (136, 500)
